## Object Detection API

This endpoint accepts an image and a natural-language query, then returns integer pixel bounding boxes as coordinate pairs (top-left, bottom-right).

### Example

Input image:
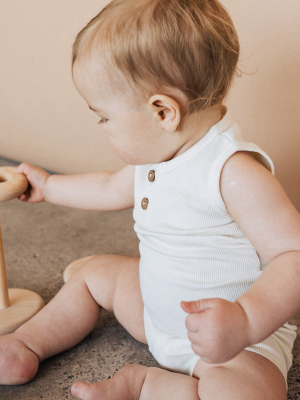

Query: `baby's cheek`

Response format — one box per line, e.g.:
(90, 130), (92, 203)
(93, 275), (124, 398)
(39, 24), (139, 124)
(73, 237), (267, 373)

(108, 138), (137, 164)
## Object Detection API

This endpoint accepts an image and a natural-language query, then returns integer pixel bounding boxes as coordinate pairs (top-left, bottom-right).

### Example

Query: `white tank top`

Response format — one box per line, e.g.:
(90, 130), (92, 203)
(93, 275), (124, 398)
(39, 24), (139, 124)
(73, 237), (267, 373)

(133, 110), (274, 339)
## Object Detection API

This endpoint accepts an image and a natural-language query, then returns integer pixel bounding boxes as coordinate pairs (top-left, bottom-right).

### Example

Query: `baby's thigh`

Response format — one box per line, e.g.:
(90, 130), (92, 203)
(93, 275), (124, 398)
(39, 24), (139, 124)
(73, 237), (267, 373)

(77, 254), (146, 344)
(195, 351), (287, 400)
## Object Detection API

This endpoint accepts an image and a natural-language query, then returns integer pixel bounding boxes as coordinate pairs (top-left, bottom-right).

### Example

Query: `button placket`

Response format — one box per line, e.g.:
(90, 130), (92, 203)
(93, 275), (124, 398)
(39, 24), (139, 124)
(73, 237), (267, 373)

(141, 169), (156, 211)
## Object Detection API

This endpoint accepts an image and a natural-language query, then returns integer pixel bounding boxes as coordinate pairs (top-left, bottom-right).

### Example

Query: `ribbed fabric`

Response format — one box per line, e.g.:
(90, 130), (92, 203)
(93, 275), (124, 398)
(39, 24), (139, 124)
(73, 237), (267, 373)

(246, 322), (297, 386)
(133, 109), (275, 339)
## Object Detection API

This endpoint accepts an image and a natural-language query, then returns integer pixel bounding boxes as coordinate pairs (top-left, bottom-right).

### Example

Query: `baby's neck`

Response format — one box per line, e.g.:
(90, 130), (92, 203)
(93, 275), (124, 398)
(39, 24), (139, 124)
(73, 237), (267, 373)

(173, 104), (225, 159)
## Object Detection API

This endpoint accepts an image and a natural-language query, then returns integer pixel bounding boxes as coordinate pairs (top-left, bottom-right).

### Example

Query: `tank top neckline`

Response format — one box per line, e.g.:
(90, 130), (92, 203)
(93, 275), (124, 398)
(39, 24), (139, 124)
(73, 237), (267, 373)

(156, 107), (234, 173)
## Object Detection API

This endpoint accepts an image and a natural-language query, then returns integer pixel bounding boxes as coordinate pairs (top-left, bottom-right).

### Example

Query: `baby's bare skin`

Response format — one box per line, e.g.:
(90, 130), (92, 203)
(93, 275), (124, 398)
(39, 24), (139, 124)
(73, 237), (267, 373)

(4, 0), (299, 392)
(71, 365), (149, 400)
(0, 255), (144, 383)
(2, 155), (297, 399)
(0, 255), (287, 400)
(0, 333), (39, 385)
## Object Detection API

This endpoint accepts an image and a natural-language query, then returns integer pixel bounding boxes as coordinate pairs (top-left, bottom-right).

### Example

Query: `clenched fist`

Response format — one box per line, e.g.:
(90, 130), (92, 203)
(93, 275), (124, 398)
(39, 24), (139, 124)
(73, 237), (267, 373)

(15, 163), (50, 203)
(181, 298), (251, 364)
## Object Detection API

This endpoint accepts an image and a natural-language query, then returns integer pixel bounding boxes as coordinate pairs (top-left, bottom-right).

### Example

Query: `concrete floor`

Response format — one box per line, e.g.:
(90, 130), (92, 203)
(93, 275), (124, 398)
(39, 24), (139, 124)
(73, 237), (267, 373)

(0, 158), (299, 399)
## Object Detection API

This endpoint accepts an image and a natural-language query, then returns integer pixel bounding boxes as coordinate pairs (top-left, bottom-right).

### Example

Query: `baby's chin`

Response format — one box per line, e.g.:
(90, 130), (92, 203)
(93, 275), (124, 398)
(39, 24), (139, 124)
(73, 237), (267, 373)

(112, 148), (153, 166)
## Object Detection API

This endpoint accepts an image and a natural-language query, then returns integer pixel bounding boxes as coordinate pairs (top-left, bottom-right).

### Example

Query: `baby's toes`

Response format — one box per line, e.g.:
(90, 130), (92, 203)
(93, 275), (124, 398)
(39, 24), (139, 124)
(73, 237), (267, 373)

(72, 381), (116, 400)
(72, 382), (95, 400)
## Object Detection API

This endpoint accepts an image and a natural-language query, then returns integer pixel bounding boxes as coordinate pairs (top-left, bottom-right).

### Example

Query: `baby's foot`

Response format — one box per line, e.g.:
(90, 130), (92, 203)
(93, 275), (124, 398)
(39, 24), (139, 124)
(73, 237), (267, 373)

(0, 333), (39, 385)
(71, 364), (147, 400)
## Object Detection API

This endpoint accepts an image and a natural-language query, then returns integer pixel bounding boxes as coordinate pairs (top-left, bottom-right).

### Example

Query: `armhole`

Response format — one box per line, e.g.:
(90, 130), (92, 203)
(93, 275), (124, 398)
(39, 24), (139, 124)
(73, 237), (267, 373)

(209, 144), (275, 216)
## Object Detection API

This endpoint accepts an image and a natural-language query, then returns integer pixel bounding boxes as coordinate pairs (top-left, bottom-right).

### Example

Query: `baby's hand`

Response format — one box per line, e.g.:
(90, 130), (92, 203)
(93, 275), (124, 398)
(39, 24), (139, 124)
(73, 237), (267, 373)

(15, 162), (50, 203)
(181, 298), (251, 364)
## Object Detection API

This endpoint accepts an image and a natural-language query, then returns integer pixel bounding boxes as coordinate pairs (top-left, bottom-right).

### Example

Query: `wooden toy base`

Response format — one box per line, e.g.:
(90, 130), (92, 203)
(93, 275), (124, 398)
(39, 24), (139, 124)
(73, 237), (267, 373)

(0, 288), (44, 336)
(63, 255), (95, 283)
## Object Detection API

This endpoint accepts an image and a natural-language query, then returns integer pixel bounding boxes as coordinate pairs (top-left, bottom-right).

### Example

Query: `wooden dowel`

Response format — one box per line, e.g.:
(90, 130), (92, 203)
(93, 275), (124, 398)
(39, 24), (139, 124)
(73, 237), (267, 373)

(0, 222), (10, 309)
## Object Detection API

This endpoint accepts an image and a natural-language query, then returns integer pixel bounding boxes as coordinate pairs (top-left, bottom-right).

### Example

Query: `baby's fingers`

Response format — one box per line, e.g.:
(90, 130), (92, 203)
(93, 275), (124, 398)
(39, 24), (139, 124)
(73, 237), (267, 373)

(181, 300), (200, 314)
(18, 193), (27, 202)
(185, 312), (204, 333)
(17, 184), (32, 202)
(15, 162), (32, 175)
(181, 299), (213, 314)
(187, 332), (211, 362)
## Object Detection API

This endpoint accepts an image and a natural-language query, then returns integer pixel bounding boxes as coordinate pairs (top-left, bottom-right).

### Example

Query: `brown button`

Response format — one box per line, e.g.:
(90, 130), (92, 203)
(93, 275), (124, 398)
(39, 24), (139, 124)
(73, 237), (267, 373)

(148, 170), (155, 182)
(141, 198), (149, 210)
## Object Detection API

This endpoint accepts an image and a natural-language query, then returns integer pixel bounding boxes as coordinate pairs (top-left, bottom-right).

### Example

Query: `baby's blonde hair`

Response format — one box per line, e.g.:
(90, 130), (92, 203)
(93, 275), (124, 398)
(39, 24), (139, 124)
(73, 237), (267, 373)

(72, 0), (239, 117)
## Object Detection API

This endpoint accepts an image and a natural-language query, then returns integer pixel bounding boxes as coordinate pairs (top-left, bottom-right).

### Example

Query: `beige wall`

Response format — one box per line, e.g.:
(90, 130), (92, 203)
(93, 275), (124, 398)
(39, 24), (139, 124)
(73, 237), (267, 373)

(1, 1), (300, 209)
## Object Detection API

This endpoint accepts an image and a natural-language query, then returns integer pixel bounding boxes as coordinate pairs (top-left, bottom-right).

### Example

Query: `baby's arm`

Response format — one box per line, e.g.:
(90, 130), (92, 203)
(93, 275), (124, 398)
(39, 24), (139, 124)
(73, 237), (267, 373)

(182, 152), (300, 363)
(16, 163), (135, 211)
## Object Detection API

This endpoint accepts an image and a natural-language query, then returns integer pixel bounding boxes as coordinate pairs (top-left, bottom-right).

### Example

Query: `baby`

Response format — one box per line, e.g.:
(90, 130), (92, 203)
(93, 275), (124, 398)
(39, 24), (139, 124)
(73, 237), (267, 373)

(1, 0), (300, 399)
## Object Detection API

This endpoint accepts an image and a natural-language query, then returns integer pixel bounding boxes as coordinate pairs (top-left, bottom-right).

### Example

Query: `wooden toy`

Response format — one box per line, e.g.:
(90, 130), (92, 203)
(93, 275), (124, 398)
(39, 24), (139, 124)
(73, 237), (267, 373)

(0, 166), (44, 336)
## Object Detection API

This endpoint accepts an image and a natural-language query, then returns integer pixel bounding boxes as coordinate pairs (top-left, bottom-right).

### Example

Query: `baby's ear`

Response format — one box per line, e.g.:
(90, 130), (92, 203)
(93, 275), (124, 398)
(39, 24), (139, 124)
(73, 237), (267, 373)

(148, 95), (181, 132)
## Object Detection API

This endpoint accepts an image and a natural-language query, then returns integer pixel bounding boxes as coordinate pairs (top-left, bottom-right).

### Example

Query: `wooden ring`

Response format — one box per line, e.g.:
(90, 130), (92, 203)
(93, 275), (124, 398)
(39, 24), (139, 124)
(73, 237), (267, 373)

(0, 167), (28, 202)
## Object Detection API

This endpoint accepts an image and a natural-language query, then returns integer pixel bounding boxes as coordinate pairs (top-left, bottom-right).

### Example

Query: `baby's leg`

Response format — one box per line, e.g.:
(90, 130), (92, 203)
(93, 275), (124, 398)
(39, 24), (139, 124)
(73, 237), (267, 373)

(71, 365), (199, 400)
(197, 350), (287, 400)
(71, 350), (287, 400)
(0, 255), (144, 385)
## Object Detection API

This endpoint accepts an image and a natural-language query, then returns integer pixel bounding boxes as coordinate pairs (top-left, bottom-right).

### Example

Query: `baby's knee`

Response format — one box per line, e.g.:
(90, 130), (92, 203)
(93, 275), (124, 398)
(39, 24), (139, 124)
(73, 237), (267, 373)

(71, 254), (116, 282)
(70, 254), (128, 311)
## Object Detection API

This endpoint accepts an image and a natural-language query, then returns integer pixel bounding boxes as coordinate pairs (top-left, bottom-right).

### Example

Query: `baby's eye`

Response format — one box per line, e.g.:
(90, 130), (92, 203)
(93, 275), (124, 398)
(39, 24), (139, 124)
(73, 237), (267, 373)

(98, 118), (108, 124)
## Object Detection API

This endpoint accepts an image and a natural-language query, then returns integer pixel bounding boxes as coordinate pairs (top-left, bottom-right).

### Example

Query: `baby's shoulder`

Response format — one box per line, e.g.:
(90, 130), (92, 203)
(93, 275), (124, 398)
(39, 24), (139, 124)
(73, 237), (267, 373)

(221, 150), (271, 182)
